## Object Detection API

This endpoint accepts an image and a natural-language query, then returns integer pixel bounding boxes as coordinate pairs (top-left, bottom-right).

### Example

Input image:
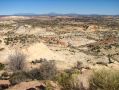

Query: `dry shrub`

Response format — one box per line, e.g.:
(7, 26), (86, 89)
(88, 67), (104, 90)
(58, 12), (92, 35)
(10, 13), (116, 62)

(8, 51), (26, 72)
(40, 60), (57, 80)
(28, 68), (41, 80)
(29, 60), (57, 80)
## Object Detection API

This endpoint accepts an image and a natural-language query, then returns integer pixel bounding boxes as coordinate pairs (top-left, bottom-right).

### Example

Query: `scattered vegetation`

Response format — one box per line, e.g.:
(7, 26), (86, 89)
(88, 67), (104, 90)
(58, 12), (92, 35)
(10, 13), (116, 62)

(4, 34), (37, 45)
(0, 15), (119, 90)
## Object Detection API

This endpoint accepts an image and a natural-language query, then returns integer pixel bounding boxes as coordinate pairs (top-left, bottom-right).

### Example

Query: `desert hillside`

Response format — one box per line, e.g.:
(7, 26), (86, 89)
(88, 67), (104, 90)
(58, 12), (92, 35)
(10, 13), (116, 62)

(0, 15), (119, 90)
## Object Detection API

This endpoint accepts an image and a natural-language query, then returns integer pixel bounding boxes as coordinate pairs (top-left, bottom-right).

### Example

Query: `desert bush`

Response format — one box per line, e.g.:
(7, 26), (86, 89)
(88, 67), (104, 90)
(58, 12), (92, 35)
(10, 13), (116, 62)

(0, 40), (2, 43)
(0, 63), (5, 70)
(65, 68), (80, 75)
(74, 61), (83, 70)
(89, 69), (119, 90)
(0, 48), (4, 51)
(9, 71), (30, 85)
(29, 60), (57, 80)
(55, 72), (72, 90)
(28, 68), (42, 80)
(8, 51), (26, 72)
(55, 69), (82, 90)
(39, 60), (57, 80)
(1, 72), (9, 80)
(45, 81), (54, 90)
(96, 61), (107, 66)
(31, 58), (47, 64)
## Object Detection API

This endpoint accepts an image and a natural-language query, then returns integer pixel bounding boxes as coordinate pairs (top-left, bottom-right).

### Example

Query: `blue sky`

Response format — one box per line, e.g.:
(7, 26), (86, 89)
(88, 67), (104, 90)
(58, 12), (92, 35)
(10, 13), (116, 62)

(0, 0), (119, 15)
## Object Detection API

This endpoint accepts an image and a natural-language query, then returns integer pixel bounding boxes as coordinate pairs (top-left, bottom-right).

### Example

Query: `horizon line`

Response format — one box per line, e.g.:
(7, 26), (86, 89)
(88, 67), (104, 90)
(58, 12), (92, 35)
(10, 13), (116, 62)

(0, 13), (119, 16)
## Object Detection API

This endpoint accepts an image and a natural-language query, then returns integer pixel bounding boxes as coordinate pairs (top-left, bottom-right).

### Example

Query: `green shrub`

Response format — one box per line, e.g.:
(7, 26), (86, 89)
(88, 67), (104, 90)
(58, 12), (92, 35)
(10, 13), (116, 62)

(55, 69), (81, 90)
(45, 81), (54, 90)
(0, 63), (5, 70)
(9, 71), (30, 85)
(89, 69), (119, 90)
(55, 72), (72, 90)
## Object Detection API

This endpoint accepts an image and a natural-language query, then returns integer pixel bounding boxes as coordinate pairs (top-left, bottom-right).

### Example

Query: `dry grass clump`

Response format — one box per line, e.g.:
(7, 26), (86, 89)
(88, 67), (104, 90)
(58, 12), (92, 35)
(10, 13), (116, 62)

(89, 69), (119, 90)
(55, 68), (85, 90)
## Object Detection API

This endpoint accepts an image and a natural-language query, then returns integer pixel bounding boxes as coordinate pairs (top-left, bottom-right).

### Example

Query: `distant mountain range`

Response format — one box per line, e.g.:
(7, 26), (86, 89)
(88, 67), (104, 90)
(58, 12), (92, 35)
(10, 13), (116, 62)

(1, 13), (119, 16)
(13, 13), (81, 16)
(13, 13), (39, 16)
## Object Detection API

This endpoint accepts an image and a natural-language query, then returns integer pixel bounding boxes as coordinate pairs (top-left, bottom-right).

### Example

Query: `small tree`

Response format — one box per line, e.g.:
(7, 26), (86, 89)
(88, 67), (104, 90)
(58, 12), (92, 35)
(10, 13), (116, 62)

(8, 51), (26, 72)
